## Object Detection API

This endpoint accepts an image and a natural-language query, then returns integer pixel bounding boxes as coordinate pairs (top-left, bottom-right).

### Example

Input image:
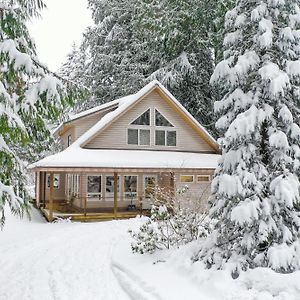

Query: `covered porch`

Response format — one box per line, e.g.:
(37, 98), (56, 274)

(34, 167), (176, 222)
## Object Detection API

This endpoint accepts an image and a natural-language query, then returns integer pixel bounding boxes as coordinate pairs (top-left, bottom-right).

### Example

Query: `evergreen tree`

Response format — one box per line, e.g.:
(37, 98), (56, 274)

(196, 0), (300, 276)
(61, 0), (234, 136)
(0, 0), (80, 225)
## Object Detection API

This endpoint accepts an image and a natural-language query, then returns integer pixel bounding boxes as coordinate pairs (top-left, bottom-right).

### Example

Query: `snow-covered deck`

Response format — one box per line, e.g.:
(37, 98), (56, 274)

(31, 148), (220, 171)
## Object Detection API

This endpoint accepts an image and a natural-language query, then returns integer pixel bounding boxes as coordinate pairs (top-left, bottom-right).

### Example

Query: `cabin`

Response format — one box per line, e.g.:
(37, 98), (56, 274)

(31, 80), (220, 221)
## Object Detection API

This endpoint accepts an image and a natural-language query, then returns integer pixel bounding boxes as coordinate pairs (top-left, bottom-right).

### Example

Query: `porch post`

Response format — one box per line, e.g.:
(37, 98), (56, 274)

(170, 171), (175, 199)
(49, 172), (54, 222)
(114, 172), (118, 218)
(35, 171), (40, 207)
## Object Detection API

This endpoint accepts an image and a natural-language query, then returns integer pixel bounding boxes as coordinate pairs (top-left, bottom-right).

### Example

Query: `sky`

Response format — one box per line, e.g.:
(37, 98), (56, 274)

(28, 0), (93, 72)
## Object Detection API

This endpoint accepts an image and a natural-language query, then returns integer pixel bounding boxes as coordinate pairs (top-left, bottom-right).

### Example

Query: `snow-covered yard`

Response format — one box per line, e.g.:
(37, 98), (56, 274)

(1, 208), (300, 300)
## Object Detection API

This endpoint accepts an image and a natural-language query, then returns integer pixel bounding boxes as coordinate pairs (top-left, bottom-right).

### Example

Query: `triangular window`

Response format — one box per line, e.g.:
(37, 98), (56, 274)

(155, 109), (173, 127)
(131, 109), (150, 125)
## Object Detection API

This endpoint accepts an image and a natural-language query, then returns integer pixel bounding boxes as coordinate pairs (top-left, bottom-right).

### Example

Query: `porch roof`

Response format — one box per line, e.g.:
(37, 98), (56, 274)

(30, 149), (220, 171)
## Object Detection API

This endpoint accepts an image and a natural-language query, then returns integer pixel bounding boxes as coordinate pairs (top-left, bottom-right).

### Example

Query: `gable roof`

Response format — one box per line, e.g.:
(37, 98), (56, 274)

(69, 80), (218, 151)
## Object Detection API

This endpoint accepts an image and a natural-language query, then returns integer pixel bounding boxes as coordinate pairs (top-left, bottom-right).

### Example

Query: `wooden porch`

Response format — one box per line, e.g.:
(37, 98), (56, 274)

(35, 168), (175, 222)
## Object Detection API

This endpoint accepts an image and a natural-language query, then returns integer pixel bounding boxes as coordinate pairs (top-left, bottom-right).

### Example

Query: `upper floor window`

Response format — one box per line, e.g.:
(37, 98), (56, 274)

(131, 109), (150, 125)
(67, 134), (72, 146)
(155, 109), (173, 127)
(128, 128), (150, 145)
(155, 130), (176, 146)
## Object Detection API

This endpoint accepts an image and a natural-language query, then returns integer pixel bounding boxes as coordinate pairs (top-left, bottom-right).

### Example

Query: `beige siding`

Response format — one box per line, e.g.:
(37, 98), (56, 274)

(85, 91), (214, 152)
(73, 108), (115, 139)
(59, 108), (116, 149)
(174, 169), (214, 212)
(61, 127), (75, 150)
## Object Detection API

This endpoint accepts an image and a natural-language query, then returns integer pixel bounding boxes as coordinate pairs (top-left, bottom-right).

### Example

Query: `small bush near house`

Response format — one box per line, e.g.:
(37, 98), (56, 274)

(129, 186), (212, 254)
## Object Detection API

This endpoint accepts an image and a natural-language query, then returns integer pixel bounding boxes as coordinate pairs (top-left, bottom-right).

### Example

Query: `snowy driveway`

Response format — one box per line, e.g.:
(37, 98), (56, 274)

(1, 209), (300, 300)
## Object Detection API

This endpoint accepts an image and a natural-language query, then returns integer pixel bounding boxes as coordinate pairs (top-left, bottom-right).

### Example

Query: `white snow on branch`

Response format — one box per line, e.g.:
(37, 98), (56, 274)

(270, 174), (300, 208)
(278, 105), (293, 123)
(0, 39), (33, 73)
(258, 18), (273, 49)
(269, 130), (289, 150)
(259, 63), (290, 97)
(231, 199), (260, 225)
(216, 174), (243, 198)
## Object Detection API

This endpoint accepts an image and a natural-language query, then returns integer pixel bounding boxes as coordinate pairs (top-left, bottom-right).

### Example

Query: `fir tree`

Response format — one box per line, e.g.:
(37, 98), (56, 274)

(61, 0), (234, 136)
(0, 0), (81, 225)
(196, 0), (300, 276)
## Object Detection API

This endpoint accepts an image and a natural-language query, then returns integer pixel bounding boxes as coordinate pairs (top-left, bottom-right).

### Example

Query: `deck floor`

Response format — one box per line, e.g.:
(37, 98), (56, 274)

(40, 208), (149, 222)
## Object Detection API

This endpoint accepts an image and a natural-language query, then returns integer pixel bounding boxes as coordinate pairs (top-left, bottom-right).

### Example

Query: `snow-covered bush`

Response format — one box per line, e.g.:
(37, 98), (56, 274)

(129, 187), (212, 254)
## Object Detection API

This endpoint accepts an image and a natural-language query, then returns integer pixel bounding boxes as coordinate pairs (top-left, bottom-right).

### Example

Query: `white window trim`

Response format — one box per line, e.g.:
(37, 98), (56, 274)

(67, 134), (72, 147)
(180, 175), (194, 183)
(87, 174), (102, 201)
(123, 174), (138, 200)
(46, 174), (60, 189)
(155, 129), (177, 147)
(154, 107), (175, 127)
(105, 174), (120, 201)
(127, 128), (151, 146)
(197, 175), (211, 182)
(129, 108), (151, 126)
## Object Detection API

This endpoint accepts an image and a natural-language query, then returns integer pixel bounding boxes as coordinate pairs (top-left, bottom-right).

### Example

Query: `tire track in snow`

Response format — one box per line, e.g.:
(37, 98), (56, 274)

(111, 261), (162, 300)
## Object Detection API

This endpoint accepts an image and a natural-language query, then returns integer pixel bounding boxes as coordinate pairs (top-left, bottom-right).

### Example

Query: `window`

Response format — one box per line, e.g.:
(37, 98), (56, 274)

(67, 174), (80, 198)
(131, 109), (150, 125)
(155, 130), (165, 146)
(87, 175), (101, 199)
(155, 109), (173, 127)
(128, 129), (150, 145)
(167, 131), (176, 146)
(105, 175), (120, 201)
(144, 176), (157, 199)
(128, 129), (138, 145)
(47, 174), (60, 189)
(197, 175), (210, 182)
(155, 130), (176, 146)
(67, 134), (72, 146)
(180, 175), (194, 183)
(140, 129), (150, 145)
(124, 175), (137, 200)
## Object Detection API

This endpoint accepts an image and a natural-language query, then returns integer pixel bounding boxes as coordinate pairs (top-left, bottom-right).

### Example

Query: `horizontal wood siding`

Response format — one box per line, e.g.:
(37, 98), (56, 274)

(73, 109), (114, 140)
(85, 91), (214, 152)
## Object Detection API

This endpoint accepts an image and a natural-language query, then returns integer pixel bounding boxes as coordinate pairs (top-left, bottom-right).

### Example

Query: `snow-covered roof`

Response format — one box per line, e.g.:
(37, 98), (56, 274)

(68, 80), (218, 149)
(30, 148), (220, 170)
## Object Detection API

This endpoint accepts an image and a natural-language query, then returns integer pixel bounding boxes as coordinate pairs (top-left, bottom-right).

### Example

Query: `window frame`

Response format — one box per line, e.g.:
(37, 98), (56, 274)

(129, 108), (151, 126)
(154, 108), (174, 127)
(67, 134), (72, 147)
(123, 175), (138, 201)
(47, 174), (60, 189)
(127, 128), (151, 146)
(197, 175), (211, 182)
(105, 174), (120, 201)
(180, 175), (194, 183)
(87, 174), (102, 200)
(155, 129), (177, 147)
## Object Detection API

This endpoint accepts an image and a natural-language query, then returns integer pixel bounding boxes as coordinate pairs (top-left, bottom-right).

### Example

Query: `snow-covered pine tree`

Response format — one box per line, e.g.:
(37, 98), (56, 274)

(61, 0), (234, 136)
(196, 0), (300, 276)
(79, 0), (148, 109)
(136, 0), (234, 135)
(0, 0), (80, 225)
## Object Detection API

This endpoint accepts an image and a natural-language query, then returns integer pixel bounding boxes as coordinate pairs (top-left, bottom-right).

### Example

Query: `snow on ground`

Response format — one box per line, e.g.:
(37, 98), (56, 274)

(1, 207), (300, 300)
